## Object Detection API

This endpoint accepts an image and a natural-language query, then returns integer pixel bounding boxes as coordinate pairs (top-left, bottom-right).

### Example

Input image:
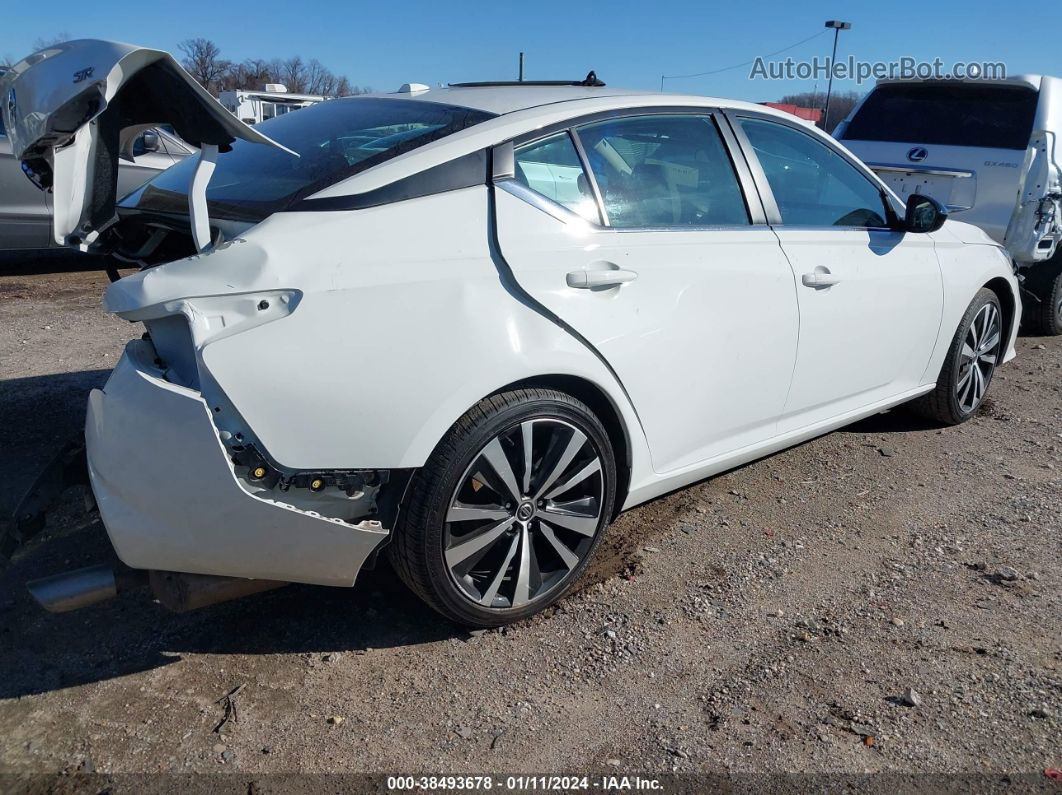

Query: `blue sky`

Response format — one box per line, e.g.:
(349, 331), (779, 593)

(3, 0), (1061, 101)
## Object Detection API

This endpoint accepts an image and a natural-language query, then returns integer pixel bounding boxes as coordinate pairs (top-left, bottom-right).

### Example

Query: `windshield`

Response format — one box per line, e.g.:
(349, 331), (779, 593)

(119, 97), (495, 221)
(840, 83), (1038, 150)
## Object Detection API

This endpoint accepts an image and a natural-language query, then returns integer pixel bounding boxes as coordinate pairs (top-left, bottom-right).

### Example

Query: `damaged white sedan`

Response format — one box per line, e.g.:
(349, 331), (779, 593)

(1, 41), (1021, 627)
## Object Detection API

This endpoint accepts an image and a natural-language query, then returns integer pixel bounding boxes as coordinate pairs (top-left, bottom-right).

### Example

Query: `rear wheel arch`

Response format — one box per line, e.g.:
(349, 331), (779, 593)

(492, 375), (632, 520)
(389, 385), (618, 626)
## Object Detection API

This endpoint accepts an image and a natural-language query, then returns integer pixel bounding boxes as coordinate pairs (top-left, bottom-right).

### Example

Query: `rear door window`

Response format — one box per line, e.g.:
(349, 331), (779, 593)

(575, 115), (750, 228)
(840, 83), (1038, 150)
(513, 132), (600, 222)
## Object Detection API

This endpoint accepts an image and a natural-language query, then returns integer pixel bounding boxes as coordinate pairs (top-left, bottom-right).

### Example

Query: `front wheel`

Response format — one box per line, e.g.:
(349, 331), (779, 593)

(911, 287), (1003, 425)
(388, 388), (616, 628)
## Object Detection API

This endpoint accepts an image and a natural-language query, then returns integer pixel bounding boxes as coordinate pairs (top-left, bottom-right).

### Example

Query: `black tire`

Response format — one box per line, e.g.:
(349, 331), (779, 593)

(388, 388), (617, 628)
(911, 287), (1003, 425)
(1034, 267), (1062, 336)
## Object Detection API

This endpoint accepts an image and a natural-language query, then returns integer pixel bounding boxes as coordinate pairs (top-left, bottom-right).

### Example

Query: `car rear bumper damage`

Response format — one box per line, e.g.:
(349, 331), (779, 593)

(8, 338), (394, 614)
(85, 339), (389, 588)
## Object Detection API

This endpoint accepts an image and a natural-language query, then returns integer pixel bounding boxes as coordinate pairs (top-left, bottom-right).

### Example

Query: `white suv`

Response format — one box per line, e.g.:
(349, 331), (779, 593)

(2, 41), (1019, 626)
(836, 76), (1062, 334)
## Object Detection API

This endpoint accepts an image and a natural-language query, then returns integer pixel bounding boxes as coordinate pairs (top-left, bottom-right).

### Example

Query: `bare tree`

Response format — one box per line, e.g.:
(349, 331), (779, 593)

(304, 59), (328, 94)
(282, 56), (313, 93)
(3, 35), (369, 98)
(334, 76), (353, 96)
(33, 32), (70, 50)
(2, 33), (69, 68)
(178, 38), (231, 93)
(220, 58), (271, 92)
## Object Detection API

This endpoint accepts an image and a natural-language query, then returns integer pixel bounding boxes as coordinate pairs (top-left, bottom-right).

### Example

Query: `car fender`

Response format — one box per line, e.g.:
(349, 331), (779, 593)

(922, 223), (1020, 384)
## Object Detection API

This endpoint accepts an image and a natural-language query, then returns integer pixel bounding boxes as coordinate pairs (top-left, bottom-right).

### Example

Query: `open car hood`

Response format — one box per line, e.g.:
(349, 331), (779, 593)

(0, 39), (292, 249)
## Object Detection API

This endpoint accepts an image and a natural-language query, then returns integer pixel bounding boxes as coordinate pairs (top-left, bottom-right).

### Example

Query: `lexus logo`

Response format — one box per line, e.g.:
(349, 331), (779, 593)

(907, 147), (929, 162)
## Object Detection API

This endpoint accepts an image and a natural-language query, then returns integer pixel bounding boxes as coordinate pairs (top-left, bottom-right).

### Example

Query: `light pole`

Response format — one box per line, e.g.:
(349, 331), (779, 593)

(822, 20), (851, 132)
(518, 52), (525, 82)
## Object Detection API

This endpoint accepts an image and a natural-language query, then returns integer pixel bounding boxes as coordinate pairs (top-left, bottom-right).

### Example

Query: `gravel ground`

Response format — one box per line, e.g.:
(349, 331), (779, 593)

(0, 259), (1059, 786)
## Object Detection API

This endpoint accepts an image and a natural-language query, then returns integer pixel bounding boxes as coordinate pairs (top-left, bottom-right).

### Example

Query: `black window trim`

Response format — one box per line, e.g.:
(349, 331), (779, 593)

(725, 109), (904, 232)
(494, 106), (770, 231)
(292, 149), (489, 212)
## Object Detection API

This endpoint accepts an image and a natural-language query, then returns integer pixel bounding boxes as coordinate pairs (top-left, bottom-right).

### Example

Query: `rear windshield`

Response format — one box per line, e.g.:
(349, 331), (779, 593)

(119, 97), (495, 221)
(840, 83), (1038, 150)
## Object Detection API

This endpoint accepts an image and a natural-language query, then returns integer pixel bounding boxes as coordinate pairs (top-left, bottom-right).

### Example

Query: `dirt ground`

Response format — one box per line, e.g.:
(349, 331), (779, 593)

(0, 257), (1059, 787)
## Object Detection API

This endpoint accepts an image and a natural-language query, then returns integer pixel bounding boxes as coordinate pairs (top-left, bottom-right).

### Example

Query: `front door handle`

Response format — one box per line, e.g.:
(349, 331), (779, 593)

(801, 268), (841, 289)
(566, 268), (639, 289)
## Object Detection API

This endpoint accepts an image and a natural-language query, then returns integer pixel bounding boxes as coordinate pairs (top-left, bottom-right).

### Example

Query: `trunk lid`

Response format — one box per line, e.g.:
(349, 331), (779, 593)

(0, 39), (290, 250)
(839, 140), (1021, 242)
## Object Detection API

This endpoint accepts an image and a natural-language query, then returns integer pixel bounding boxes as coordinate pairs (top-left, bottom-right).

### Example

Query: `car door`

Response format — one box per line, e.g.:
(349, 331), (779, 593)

(0, 117), (50, 249)
(493, 111), (800, 474)
(731, 114), (943, 432)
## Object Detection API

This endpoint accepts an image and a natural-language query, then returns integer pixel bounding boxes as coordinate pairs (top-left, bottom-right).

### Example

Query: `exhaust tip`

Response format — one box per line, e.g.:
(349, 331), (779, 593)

(27, 564), (117, 613)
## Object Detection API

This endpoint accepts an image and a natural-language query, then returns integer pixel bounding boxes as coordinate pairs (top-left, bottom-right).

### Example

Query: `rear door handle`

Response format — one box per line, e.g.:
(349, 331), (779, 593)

(801, 269), (841, 289)
(566, 268), (639, 289)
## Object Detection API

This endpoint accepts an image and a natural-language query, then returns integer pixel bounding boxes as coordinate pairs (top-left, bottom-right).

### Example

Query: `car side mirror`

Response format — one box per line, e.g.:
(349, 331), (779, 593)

(142, 131), (160, 152)
(904, 193), (948, 233)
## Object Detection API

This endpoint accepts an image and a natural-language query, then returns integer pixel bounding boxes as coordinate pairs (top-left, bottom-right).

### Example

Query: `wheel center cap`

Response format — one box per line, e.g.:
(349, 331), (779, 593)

(516, 501), (535, 521)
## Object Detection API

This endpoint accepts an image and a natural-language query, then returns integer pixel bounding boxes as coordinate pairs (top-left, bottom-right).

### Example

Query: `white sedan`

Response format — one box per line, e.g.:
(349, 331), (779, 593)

(2, 41), (1019, 626)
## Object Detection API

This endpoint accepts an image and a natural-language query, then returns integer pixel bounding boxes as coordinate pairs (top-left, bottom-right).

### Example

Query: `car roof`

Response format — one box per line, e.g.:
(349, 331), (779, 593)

(308, 87), (801, 201)
(361, 83), (771, 117)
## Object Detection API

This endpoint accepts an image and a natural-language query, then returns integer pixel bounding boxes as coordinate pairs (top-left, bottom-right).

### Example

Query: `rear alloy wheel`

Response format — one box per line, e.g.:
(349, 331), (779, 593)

(912, 288), (1003, 425)
(388, 389), (616, 627)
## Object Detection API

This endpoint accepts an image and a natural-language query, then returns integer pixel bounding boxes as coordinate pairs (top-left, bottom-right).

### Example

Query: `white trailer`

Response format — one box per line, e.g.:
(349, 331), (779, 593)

(218, 84), (328, 126)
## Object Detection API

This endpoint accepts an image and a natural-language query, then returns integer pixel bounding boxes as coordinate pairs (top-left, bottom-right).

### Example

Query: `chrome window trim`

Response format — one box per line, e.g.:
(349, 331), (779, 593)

(767, 224), (904, 233)
(492, 140), (516, 180)
(495, 178), (604, 228)
(495, 178), (776, 235)
(865, 162), (975, 179)
(725, 109), (905, 229)
(609, 223), (776, 234)
(496, 106), (766, 232)
(568, 128), (608, 226)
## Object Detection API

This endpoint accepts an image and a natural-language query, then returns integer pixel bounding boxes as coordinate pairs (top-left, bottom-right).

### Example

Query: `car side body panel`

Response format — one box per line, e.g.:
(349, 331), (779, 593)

(104, 187), (653, 488)
(0, 134), (50, 248)
(920, 221), (1021, 383)
(493, 187), (800, 475)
